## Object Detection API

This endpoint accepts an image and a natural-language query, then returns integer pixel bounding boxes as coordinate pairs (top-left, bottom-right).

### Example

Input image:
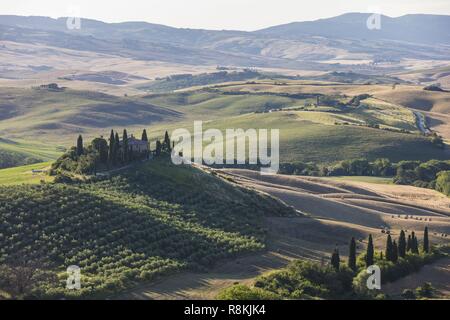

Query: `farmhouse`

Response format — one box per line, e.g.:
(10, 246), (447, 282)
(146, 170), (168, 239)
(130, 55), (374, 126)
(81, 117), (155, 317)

(121, 135), (149, 153)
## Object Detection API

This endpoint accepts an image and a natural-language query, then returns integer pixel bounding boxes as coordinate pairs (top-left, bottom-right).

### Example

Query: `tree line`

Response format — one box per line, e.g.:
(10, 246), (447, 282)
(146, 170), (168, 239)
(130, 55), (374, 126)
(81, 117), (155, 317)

(215, 158), (450, 196)
(330, 226), (430, 272)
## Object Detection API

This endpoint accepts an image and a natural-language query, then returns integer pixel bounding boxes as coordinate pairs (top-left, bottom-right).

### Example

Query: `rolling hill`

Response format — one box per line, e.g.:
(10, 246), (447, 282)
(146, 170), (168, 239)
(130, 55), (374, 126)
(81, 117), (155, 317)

(181, 80), (450, 140)
(0, 159), (296, 298)
(257, 13), (450, 45)
(1, 11), (450, 302)
(0, 138), (61, 169)
(117, 167), (450, 300)
(1, 13), (450, 78)
(195, 112), (447, 164)
(139, 82), (448, 164)
(3, 13), (450, 47)
(0, 87), (181, 145)
(0, 81), (448, 168)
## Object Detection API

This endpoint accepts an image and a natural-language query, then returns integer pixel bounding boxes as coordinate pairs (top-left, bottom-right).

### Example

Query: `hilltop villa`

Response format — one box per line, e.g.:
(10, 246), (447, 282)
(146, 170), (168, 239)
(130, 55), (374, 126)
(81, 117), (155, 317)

(120, 135), (149, 153)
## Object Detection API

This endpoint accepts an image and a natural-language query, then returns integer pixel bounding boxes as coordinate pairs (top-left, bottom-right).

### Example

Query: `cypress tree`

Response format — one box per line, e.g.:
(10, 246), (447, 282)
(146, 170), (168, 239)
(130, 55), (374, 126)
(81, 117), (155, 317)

(398, 230), (406, 258)
(114, 132), (120, 164)
(331, 248), (340, 271)
(76, 135), (84, 156)
(109, 130), (115, 164)
(385, 234), (393, 262)
(407, 235), (412, 252)
(411, 231), (419, 253)
(164, 131), (171, 152)
(92, 137), (108, 164)
(366, 235), (374, 267)
(423, 227), (429, 253)
(348, 237), (357, 272)
(392, 240), (398, 263)
(142, 129), (148, 142)
(412, 232), (419, 254)
(155, 140), (162, 157)
(123, 129), (129, 163)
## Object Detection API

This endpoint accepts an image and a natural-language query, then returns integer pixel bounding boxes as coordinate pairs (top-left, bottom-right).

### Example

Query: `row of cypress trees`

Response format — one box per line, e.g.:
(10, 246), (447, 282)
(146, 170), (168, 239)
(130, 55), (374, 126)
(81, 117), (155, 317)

(75, 129), (173, 167)
(105, 129), (147, 165)
(330, 227), (430, 271)
(384, 229), (427, 262)
(155, 131), (172, 157)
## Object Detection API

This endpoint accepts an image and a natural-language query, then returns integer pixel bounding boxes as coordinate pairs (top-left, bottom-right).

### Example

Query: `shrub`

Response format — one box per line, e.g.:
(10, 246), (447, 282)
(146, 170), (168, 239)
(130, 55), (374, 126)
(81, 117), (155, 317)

(253, 260), (354, 300)
(416, 282), (435, 299)
(423, 84), (444, 92)
(435, 171), (450, 196)
(217, 284), (280, 300)
(401, 289), (416, 300)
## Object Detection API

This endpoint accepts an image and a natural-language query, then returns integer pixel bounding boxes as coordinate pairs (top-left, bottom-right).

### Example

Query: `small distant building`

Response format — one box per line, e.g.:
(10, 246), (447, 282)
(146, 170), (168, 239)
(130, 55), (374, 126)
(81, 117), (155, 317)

(121, 135), (149, 153)
(37, 83), (65, 91)
(32, 169), (47, 174)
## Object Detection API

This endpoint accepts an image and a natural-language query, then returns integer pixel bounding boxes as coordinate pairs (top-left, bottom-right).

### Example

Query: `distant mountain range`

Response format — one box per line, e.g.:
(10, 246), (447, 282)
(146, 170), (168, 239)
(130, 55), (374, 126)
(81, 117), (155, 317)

(258, 13), (450, 44)
(1, 13), (450, 70)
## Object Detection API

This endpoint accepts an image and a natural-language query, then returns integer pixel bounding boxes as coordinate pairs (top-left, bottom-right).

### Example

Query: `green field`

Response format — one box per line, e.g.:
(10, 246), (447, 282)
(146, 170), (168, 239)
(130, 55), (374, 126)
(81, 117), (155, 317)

(137, 86), (445, 165)
(0, 162), (54, 185)
(151, 111), (446, 164)
(0, 138), (62, 160)
(0, 84), (446, 169)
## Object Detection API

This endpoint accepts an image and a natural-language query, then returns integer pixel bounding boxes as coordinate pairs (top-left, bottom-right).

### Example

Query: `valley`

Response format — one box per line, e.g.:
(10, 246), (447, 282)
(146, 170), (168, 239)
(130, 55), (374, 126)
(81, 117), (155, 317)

(0, 12), (449, 301)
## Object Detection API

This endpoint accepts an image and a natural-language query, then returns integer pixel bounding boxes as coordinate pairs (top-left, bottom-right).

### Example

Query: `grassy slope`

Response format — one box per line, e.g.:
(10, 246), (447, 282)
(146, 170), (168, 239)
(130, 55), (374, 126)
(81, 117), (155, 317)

(205, 81), (450, 115)
(140, 86), (445, 164)
(0, 138), (62, 169)
(0, 87), (180, 144)
(141, 91), (307, 118)
(0, 138), (62, 159)
(215, 113), (445, 164)
(0, 162), (54, 185)
(0, 159), (295, 298)
(146, 111), (446, 164)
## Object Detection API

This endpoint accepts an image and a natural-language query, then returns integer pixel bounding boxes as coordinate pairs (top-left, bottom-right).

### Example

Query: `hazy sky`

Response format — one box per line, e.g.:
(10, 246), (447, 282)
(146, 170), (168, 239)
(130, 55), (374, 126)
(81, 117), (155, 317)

(1, 0), (450, 30)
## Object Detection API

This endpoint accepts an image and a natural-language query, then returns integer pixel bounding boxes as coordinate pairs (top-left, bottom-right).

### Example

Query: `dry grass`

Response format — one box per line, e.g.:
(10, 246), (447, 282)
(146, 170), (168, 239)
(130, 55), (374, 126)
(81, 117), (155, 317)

(382, 258), (450, 298)
(117, 169), (450, 300)
(0, 40), (216, 96)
